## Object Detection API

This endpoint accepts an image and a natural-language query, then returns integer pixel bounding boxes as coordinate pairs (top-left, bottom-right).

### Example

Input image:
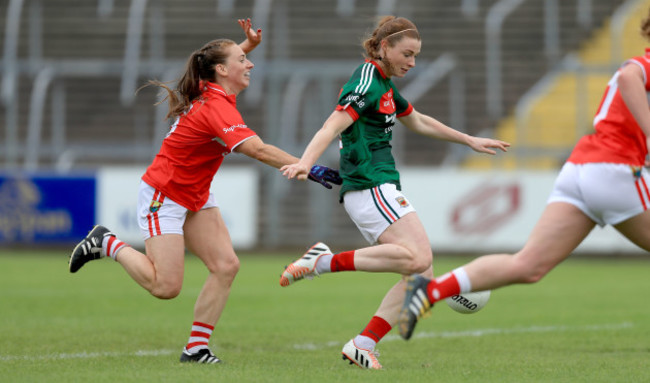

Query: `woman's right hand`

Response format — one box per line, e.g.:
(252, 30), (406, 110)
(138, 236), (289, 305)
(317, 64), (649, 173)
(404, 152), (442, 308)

(281, 163), (310, 181)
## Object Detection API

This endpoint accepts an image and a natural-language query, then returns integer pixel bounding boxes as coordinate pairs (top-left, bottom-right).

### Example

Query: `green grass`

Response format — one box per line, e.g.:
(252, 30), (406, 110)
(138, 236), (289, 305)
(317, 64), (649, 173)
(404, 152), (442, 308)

(0, 250), (648, 382)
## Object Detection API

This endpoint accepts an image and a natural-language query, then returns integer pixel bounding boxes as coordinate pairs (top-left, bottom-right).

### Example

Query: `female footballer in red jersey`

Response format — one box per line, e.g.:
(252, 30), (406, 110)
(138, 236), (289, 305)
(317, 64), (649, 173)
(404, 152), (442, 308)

(68, 19), (340, 364)
(278, 16), (509, 369)
(399, 9), (650, 341)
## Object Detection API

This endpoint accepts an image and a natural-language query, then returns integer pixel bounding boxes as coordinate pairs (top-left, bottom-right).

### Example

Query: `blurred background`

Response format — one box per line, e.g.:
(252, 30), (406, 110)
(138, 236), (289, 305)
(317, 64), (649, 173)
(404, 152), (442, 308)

(1, 0), (649, 254)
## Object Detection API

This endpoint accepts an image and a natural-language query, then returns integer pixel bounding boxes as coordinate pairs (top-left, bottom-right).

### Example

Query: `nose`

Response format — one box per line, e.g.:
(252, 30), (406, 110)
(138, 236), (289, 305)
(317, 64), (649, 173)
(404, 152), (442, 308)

(408, 57), (416, 68)
(247, 59), (254, 69)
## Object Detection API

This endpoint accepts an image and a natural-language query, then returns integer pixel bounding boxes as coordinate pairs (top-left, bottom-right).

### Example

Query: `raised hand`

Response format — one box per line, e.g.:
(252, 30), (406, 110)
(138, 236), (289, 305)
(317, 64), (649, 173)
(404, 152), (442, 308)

(238, 18), (262, 53)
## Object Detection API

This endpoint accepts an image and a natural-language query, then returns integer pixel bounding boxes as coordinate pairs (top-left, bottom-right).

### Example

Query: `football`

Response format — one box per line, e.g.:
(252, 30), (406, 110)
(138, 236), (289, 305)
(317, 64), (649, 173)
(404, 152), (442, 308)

(445, 290), (491, 314)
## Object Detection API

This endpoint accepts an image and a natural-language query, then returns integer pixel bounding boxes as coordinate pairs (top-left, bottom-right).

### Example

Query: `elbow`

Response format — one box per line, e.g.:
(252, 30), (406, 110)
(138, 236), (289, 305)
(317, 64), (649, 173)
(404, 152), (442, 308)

(250, 145), (271, 164)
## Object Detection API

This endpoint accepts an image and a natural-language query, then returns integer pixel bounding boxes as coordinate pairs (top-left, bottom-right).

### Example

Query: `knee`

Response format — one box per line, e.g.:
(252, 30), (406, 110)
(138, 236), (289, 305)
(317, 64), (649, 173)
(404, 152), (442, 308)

(150, 281), (182, 299)
(210, 255), (240, 283)
(403, 247), (433, 275)
(511, 255), (550, 284)
(519, 268), (548, 284)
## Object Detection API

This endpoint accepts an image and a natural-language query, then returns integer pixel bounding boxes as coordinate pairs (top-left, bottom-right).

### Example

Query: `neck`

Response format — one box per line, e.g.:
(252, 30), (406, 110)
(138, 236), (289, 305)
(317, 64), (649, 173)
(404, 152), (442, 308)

(214, 80), (240, 96)
(375, 58), (392, 78)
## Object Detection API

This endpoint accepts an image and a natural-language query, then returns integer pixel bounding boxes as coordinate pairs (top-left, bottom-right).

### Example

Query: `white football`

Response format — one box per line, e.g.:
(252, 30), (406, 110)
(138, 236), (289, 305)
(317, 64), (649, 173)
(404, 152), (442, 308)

(445, 290), (491, 314)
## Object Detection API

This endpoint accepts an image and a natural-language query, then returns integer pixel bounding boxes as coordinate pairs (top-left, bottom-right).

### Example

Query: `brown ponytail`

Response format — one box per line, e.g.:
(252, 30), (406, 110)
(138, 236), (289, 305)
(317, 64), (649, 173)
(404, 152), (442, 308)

(149, 39), (236, 120)
(362, 16), (420, 60)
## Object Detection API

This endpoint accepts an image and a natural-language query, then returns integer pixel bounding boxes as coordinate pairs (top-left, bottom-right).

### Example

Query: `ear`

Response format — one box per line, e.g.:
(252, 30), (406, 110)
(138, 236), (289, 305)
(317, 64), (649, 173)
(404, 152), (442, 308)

(380, 40), (388, 56)
(215, 63), (227, 77)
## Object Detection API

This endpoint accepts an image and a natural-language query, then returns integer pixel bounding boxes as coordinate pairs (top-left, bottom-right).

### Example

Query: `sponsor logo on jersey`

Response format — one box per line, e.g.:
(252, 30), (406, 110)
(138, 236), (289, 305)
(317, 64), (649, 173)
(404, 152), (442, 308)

(223, 124), (247, 133)
(385, 113), (396, 125)
(378, 89), (396, 114)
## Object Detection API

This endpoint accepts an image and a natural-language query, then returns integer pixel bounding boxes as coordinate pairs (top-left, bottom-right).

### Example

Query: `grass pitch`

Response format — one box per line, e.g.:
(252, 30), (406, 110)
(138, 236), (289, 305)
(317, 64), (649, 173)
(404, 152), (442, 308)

(0, 249), (648, 382)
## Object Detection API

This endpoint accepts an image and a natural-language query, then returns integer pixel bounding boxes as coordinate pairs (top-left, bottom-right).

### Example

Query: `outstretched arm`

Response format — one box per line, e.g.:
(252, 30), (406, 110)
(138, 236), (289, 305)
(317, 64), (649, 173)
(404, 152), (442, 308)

(238, 18), (262, 54)
(281, 110), (354, 181)
(234, 136), (298, 168)
(399, 110), (510, 155)
(234, 136), (342, 189)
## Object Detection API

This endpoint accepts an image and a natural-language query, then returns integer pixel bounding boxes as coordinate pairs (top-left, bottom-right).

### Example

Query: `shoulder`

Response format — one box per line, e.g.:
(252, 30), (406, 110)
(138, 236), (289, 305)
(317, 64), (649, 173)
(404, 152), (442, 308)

(346, 62), (383, 96)
(203, 96), (243, 119)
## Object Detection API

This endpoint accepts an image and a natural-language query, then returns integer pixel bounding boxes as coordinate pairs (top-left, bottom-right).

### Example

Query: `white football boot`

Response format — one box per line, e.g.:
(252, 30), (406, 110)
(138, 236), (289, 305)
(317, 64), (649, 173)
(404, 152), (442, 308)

(279, 242), (331, 287)
(341, 339), (382, 370)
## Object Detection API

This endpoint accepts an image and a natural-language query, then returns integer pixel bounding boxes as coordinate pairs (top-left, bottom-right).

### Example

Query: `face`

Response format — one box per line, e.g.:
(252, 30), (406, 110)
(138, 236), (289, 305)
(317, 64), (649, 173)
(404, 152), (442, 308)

(218, 44), (254, 94)
(381, 37), (421, 78)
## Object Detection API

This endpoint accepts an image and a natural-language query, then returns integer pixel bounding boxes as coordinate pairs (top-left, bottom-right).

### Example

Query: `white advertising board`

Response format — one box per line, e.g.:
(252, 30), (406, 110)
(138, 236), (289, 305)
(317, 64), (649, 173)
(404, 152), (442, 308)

(97, 166), (258, 249)
(401, 168), (641, 254)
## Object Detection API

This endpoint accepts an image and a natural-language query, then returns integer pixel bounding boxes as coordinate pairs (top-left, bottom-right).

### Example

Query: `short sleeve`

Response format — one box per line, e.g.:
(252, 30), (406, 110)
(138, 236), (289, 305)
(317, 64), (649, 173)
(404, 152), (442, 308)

(209, 105), (257, 151)
(336, 64), (380, 121)
(392, 86), (413, 117)
(625, 57), (650, 89)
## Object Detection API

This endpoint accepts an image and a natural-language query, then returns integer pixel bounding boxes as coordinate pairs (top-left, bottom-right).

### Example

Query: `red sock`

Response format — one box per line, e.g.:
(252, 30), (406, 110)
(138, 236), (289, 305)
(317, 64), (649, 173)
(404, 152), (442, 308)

(186, 321), (214, 353)
(427, 272), (461, 303)
(330, 250), (355, 272)
(360, 316), (392, 343)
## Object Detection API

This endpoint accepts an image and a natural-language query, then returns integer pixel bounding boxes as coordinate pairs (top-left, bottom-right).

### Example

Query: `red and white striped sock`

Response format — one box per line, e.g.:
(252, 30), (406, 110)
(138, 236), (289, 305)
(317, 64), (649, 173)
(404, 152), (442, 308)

(427, 267), (471, 303)
(102, 235), (129, 260)
(186, 321), (214, 354)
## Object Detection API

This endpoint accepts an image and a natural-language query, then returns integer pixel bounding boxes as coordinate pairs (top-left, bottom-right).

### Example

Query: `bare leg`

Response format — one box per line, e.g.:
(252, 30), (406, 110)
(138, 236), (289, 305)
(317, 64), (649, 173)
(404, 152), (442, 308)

(614, 209), (650, 251)
(116, 234), (186, 299)
(351, 212), (433, 275)
(373, 266), (434, 325)
(463, 202), (596, 292)
(367, 212), (433, 326)
(183, 207), (240, 326)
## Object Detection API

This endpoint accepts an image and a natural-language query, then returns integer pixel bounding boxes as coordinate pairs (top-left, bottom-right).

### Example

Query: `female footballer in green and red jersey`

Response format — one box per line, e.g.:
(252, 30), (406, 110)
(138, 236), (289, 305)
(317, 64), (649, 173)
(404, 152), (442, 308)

(279, 16), (509, 369)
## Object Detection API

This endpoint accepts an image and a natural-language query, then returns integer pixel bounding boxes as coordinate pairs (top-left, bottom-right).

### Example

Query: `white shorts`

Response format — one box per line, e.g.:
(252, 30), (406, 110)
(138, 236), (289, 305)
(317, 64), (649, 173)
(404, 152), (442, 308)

(547, 162), (650, 226)
(343, 183), (416, 244)
(137, 181), (218, 240)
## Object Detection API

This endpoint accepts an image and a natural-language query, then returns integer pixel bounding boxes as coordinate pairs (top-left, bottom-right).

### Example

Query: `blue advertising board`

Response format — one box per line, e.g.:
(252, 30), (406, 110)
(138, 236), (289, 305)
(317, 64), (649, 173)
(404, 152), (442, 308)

(0, 173), (96, 243)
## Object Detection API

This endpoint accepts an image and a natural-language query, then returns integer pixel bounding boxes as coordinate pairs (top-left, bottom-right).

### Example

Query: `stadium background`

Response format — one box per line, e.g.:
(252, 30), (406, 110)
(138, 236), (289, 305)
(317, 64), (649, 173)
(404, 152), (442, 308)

(1, 0), (649, 253)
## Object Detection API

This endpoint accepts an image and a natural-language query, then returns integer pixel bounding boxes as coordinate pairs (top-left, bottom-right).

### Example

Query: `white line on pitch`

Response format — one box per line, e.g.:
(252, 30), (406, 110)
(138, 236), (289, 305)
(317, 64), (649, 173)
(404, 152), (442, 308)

(0, 322), (634, 360)
(0, 349), (176, 362)
(292, 322), (635, 350)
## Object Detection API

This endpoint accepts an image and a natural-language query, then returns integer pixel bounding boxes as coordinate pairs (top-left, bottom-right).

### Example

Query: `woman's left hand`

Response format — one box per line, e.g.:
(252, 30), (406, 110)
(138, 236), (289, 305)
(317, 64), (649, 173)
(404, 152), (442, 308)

(238, 18), (262, 48)
(467, 136), (511, 155)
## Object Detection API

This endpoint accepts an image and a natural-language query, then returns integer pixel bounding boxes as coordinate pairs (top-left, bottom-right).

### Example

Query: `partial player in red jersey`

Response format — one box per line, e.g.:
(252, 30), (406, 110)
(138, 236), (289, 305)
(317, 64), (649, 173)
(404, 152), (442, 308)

(68, 19), (341, 364)
(399, 9), (650, 341)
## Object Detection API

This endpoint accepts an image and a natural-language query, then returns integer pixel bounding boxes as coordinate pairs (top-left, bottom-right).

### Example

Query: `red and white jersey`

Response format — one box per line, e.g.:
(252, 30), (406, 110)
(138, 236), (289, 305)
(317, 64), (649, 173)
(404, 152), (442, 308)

(142, 82), (257, 211)
(567, 49), (650, 165)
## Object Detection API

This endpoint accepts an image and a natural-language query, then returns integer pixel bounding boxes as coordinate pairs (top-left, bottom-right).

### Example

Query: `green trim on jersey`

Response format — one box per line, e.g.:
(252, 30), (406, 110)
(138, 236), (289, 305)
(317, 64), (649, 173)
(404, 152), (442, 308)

(337, 61), (412, 199)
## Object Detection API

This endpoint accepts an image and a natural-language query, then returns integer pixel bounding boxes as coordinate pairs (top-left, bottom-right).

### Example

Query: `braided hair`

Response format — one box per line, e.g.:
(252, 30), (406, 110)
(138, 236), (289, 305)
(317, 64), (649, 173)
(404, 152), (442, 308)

(362, 16), (420, 60)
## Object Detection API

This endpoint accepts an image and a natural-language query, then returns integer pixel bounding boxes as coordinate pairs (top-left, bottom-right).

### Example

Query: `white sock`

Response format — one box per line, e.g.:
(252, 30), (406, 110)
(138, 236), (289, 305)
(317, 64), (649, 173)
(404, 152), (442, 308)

(353, 335), (376, 351)
(453, 267), (472, 293)
(315, 254), (333, 274)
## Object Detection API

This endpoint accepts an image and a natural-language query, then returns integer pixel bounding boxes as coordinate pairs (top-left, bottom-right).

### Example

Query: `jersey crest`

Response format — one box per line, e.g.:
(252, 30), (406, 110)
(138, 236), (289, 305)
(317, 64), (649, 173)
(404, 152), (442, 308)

(378, 89), (396, 114)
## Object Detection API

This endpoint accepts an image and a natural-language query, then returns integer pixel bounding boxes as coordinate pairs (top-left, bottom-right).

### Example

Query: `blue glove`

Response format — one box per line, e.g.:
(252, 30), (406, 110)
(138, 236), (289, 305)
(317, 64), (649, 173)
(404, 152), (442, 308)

(308, 165), (343, 189)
